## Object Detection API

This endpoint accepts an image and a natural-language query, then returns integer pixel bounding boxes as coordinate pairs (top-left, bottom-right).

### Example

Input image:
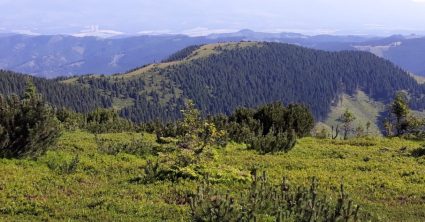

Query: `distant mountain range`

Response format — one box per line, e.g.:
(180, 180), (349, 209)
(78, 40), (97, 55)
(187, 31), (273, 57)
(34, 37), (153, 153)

(0, 30), (424, 77)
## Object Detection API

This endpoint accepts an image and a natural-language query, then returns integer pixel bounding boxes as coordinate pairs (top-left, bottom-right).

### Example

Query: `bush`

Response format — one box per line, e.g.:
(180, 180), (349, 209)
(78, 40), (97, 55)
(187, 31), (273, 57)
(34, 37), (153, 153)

(176, 102), (228, 153)
(129, 160), (165, 184)
(190, 170), (369, 221)
(226, 122), (257, 144)
(47, 155), (80, 174)
(0, 82), (60, 158)
(412, 147), (425, 157)
(225, 103), (314, 153)
(95, 136), (158, 156)
(85, 108), (134, 134)
(56, 108), (85, 131)
(130, 157), (203, 184)
(249, 129), (297, 154)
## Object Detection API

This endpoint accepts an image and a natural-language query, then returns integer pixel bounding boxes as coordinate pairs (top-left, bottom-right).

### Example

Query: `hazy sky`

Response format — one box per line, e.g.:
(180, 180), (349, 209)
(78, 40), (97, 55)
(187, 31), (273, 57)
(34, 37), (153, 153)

(1, 0), (425, 36)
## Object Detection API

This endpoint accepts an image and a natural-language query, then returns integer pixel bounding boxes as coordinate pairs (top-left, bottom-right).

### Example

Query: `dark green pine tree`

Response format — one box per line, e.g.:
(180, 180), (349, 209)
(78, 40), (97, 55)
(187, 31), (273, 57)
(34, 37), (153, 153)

(391, 92), (410, 136)
(0, 81), (61, 159)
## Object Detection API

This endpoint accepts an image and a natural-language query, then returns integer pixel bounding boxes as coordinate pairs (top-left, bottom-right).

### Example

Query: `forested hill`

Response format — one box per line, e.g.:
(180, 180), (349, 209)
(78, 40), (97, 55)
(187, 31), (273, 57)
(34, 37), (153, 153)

(1, 42), (425, 123)
(159, 42), (425, 120)
(0, 70), (112, 112)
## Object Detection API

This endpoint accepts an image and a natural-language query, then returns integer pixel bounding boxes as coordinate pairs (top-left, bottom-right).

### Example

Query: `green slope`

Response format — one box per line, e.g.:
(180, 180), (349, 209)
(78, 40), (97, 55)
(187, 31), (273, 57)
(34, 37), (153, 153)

(0, 131), (424, 221)
(324, 90), (425, 135)
(5, 41), (425, 123)
(325, 91), (386, 136)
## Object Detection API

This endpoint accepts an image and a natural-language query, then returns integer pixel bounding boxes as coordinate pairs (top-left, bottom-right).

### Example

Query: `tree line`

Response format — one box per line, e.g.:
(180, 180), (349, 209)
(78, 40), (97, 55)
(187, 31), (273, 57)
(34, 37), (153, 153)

(163, 42), (425, 121)
(0, 82), (316, 158)
(0, 70), (112, 113)
(2, 42), (425, 125)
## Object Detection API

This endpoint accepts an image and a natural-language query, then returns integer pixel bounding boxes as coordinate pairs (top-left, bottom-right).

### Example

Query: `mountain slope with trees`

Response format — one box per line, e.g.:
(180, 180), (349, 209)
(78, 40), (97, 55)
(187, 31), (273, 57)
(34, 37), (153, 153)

(1, 42), (425, 125)
(2, 42), (425, 221)
(0, 70), (112, 113)
(3, 32), (425, 78)
(158, 42), (425, 121)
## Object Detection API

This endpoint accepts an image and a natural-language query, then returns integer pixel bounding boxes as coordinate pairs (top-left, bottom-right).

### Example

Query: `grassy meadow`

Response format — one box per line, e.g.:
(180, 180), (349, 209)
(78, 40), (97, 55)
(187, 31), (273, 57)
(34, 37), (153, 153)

(0, 131), (425, 221)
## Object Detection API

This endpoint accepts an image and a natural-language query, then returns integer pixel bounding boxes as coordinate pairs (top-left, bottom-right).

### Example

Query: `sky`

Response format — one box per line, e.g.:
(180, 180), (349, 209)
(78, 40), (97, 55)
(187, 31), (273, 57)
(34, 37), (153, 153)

(1, 0), (425, 36)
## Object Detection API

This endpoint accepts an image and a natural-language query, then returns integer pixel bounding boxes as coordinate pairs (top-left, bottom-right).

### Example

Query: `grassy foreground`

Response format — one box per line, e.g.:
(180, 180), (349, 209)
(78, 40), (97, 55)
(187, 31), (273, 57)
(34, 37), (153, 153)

(0, 131), (425, 221)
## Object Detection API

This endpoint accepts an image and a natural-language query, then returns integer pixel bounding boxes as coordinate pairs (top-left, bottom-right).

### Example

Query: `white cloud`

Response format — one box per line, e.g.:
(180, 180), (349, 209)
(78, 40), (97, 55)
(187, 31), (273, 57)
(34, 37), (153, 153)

(137, 30), (172, 35)
(73, 25), (124, 38)
(182, 27), (239, 37)
(12, 29), (40, 35)
(262, 28), (339, 35)
(412, 0), (425, 3)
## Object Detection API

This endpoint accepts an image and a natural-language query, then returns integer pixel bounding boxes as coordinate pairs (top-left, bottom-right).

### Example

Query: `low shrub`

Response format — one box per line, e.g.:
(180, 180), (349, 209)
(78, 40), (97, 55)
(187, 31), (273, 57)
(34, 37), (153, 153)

(47, 154), (80, 174)
(412, 147), (425, 157)
(190, 170), (370, 221)
(85, 108), (134, 134)
(96, 136), (158, 157)
(249, 129), (297, 154)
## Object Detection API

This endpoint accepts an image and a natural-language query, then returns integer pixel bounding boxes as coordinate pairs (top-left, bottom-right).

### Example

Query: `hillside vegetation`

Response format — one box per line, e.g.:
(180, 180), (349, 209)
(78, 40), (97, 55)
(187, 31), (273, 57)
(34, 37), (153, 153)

(0, 70), (112, 113)
(2, 49), (425, 221)
(68, 42), (425, 124)
(325, 91), (386, 136)
(2, 42), (425, 125)
(0, 131), (424, 221)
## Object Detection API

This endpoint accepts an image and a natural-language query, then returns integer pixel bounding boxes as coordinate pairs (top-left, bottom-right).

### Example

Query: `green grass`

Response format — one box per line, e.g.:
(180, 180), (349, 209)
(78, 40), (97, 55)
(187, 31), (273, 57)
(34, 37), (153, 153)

(1, 131), (425, 221)
(219, 138), (425, 221)
(324, 90), (425, 137)
(325, 91), (386, 136)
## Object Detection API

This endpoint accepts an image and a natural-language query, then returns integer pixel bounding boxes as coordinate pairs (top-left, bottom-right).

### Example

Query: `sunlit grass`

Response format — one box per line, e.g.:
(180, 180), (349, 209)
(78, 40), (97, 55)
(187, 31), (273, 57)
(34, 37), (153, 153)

(0, 131), (424, 221)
